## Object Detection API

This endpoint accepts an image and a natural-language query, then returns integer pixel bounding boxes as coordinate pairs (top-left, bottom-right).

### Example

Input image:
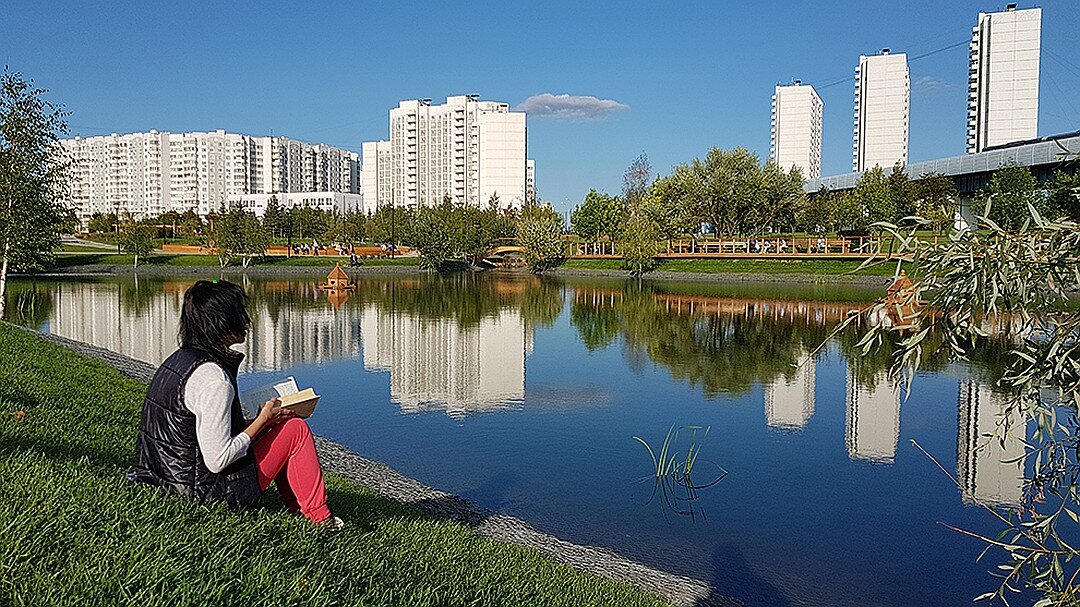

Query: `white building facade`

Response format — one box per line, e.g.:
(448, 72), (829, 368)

(361, 95), (532, 210)
(770, 81), (823, 179)
(61, 130), (359, 223)
(967, 5), (1041, 154)
(228, 191), (367, 218)
(853, 50), (909, 172)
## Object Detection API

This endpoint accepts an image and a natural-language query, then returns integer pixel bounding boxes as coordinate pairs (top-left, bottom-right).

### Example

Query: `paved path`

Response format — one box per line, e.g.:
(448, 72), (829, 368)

(28, 329), (737, 607)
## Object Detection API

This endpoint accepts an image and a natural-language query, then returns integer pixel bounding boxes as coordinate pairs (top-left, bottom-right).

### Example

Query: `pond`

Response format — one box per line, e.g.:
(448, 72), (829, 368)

(5, 274), (1031, 606)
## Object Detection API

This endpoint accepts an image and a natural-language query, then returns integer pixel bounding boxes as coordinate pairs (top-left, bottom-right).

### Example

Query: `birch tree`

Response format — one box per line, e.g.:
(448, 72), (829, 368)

(0, 70), (70, 319)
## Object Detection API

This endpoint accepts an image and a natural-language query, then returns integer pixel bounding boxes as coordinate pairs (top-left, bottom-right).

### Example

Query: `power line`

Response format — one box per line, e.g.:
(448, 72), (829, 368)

(806, 39), (969, 92)
(908, 39), (970, 62)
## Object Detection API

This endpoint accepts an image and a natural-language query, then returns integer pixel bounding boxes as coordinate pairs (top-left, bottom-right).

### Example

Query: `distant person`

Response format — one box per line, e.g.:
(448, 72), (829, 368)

(131, 280), (343, 531)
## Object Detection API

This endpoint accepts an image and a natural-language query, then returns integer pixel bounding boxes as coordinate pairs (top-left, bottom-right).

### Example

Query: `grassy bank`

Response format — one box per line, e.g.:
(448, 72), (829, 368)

(563, 258), (900, 277)
(0, 324), (662, 607)
(53, 252), (419, 268)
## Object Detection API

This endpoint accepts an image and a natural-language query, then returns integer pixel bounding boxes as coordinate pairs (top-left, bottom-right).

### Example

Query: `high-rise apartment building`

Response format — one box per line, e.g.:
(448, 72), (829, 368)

(967, 4), (1041, 154)
(770, 81), (823, 179)
(853, 50), (909, 172)
(61, 129), (358, 223)
(361, 95), (532, 210)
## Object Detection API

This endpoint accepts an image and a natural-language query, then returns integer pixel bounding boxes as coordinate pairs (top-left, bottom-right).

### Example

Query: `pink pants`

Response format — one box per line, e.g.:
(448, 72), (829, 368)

(253, 418), (331, 523)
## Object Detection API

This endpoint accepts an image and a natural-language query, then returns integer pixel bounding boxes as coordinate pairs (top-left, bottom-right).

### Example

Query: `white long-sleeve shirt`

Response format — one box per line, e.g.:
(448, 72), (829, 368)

(183, 362), (251, 473)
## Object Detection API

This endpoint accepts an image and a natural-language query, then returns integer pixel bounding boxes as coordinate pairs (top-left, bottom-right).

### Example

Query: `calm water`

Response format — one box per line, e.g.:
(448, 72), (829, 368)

(6, 274), (1031, 606)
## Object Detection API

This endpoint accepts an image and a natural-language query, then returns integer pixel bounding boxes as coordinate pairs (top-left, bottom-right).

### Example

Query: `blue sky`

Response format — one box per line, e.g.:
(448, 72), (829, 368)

(4, 1), (1078, 212)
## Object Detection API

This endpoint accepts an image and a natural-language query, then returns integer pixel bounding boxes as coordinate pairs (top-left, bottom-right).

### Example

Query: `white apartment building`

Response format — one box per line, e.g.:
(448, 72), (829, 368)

(853, 50), (909, 172)
(967, 4), (1041, 154)
(526, 159), (536, 203)
(61, 129), (359, 223)
(770, 81), (823, 180)
(362, 95), (532, 210)
(229, 191), (367, 218)
(361, 140), (392, 212)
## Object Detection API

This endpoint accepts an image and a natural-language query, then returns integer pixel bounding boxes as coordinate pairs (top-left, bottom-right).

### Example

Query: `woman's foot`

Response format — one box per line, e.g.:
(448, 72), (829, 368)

(316, 515), (345, 532)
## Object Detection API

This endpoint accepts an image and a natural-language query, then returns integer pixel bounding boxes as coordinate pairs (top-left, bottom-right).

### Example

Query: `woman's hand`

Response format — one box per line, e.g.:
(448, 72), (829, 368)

(258, 397), (296, 426)
(244, 397), (296, 440)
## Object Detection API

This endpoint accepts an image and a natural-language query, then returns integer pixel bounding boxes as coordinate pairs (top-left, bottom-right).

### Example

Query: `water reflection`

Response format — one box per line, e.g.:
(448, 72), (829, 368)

(957, 380), (1024, 507)
(844, 369), (901, 463)
(17, 276), (1019, 485)
(361, 306), (530, 417)
(764, 351), (816, 429)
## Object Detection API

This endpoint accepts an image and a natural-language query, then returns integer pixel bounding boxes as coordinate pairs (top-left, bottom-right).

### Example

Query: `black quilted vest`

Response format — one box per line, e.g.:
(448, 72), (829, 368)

(132, 347), (262, 508)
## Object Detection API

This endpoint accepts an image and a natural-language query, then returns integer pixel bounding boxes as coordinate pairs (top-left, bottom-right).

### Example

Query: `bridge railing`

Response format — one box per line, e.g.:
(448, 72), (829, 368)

(560, 235), (889, 259)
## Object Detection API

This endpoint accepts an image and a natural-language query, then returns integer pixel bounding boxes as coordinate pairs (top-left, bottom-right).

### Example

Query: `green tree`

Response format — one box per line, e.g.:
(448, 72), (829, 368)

(885, 162), (917, 222)
(833, 190), (865, 232)
(797, 187), (836, 234)
(178, 209), (202, 236)
(759, 159), (805, 233)
(851, 166), (893, 227)
(210, 205), (270, 267)
(454, 201), (501, 266)
(341, 209), (367, 244)
(647, 171), (698, 238)
(87, 212), (116, 234)
(518, 202), (565, 273)
(117, 218), (156, 268)
(618, 212), (663, 277)
(262, 195), (288, 238)
(409, 202), (455, 271)
(571, 189), (624, 241)
(289, 205), (327, 241)
(912, 172), (958, 233)
(978, 163), (1044, 230)
(659, 147), (802, 238)
(0, 70), (70, 320)
(622, 152), (652, 213)
(1047, 170), (1080, 221)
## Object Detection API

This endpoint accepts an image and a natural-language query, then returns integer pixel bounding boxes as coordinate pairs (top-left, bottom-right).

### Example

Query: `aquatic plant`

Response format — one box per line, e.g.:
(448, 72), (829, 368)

(633, 424), (727, 522)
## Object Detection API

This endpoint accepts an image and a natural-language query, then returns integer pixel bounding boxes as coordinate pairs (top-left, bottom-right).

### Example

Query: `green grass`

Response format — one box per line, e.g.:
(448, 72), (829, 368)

(50, 253), (420, 269)
(563, 257), (899, 276)
(0, 324), (661, 607)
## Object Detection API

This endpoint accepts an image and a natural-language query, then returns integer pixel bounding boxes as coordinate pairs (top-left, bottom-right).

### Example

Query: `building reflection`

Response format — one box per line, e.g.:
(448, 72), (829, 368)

(46, 280), (363, 372)
(845, 367), (901, 463)
(764, 351), (816, 429)
(361, 306), (531, 417)
(956, 380), (1024, 507)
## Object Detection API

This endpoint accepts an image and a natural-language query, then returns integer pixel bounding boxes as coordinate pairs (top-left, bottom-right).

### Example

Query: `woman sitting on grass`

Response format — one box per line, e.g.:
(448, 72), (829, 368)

(131, 279), (343, 530)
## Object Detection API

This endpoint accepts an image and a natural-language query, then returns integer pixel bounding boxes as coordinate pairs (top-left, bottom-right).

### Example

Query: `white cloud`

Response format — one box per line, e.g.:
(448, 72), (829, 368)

(912, 75), (958, 95)
(514, 93), (629, 119)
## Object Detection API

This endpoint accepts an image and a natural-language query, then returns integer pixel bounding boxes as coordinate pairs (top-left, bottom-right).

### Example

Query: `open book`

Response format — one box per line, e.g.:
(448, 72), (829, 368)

(240, 377), (320, 419)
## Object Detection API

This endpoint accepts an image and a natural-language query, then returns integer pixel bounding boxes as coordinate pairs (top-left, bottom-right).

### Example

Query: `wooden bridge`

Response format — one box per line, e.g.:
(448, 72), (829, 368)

(566, 236), (899, 260)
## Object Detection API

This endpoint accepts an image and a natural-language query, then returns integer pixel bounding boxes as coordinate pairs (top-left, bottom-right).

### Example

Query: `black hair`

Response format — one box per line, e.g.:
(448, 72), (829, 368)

(178, 280), (251, 354)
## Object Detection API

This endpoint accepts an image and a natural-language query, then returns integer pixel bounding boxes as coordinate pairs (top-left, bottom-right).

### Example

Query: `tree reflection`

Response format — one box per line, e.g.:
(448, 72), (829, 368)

(568, 282), (1011, 400)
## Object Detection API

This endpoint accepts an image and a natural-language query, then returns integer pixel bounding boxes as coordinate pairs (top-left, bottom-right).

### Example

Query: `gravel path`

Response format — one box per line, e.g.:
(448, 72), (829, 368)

(25, 328), (737, 607)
